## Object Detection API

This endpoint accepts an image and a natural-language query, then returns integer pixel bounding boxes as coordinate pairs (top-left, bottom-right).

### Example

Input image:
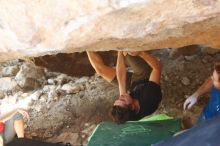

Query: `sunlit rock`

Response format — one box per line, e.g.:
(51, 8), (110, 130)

(0, 0), (220, 61)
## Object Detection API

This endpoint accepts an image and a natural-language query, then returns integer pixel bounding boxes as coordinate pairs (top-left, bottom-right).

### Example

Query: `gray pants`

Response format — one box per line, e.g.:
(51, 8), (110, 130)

(1, 113), (23, 144)
(110, 55), (152, 90)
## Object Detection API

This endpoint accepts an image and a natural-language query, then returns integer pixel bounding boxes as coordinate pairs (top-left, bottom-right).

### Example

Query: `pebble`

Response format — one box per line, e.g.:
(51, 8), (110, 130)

(184, 55), (196, 61)
(164, 75), (169, 81)
(39, 94), (47, 102)
(181, 77), (190, 86)
(35, 105), (42, 112)
(61, 83), (83, 94)
(47, 79), (56, 85)
(0, 91), (4, 99)
(30, 90), (42, 101)
(2, 65), (20, 77)
(31, 132), (38, 137)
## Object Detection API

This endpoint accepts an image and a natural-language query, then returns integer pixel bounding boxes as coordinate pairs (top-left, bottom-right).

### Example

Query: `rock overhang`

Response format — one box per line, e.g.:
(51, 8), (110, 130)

(0, 0), (220, 61)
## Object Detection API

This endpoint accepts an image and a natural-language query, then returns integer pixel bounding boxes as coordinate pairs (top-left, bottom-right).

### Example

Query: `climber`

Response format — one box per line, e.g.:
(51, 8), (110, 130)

(0, 107), (28, 146)
(87, 51), (162, 123)
(184, 62), (220, 124)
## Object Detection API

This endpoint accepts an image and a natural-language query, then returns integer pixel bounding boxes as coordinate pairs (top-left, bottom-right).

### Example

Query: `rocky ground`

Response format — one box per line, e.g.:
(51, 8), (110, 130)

(0, 47), (219, 145)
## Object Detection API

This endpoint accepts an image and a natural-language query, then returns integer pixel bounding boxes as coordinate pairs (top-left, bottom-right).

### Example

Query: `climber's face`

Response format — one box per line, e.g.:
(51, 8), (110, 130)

(114, 94), (133, 108)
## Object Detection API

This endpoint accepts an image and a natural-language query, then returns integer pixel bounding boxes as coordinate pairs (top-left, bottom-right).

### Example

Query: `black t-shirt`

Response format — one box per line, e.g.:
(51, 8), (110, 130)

(130, 80), (162, 120)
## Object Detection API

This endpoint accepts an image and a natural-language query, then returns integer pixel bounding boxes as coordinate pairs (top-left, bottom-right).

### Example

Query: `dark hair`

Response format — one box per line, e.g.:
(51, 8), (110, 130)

(111, 105), (136, 124)
(214, 63), (220, 81)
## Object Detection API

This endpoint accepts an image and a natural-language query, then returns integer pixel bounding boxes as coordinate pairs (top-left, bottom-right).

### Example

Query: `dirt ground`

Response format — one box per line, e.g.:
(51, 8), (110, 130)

(1, 48), (220, 145)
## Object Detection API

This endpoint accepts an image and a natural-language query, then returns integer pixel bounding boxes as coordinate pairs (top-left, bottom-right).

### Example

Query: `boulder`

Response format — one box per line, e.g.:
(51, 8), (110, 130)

(29, 90), (42, 101)
(16, 77), (40, 91)
(15, 63), (45, 90)
(0, 77), (20, 92)
(0, 0), (220, 61)
(61, 83), (84, 94)
(2, 65), (20, 77)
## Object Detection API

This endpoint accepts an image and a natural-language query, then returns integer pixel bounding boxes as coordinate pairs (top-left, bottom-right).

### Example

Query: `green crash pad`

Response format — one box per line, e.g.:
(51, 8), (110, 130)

(139, 114), (173, 122)
(87, 115), (180, 146)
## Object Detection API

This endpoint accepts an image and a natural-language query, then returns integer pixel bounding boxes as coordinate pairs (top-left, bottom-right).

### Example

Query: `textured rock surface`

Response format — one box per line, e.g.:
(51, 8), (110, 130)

(15, 63), (45, 90)
(0, 0), (220, 61)
(0, 49), (220, 144)
(0, 77), (20, 92)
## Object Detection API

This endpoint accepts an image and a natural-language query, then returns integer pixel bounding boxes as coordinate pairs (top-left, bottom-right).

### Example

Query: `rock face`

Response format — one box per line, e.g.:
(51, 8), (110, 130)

(0, 77), (20, 92)
(15, 63), (45, 90)
(0, 0), (220, 61)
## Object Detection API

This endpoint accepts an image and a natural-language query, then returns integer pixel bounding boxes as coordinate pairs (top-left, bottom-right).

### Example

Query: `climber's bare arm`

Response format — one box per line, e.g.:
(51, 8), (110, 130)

(116, 52), (127, 95)
(139, 51), (161, 85)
